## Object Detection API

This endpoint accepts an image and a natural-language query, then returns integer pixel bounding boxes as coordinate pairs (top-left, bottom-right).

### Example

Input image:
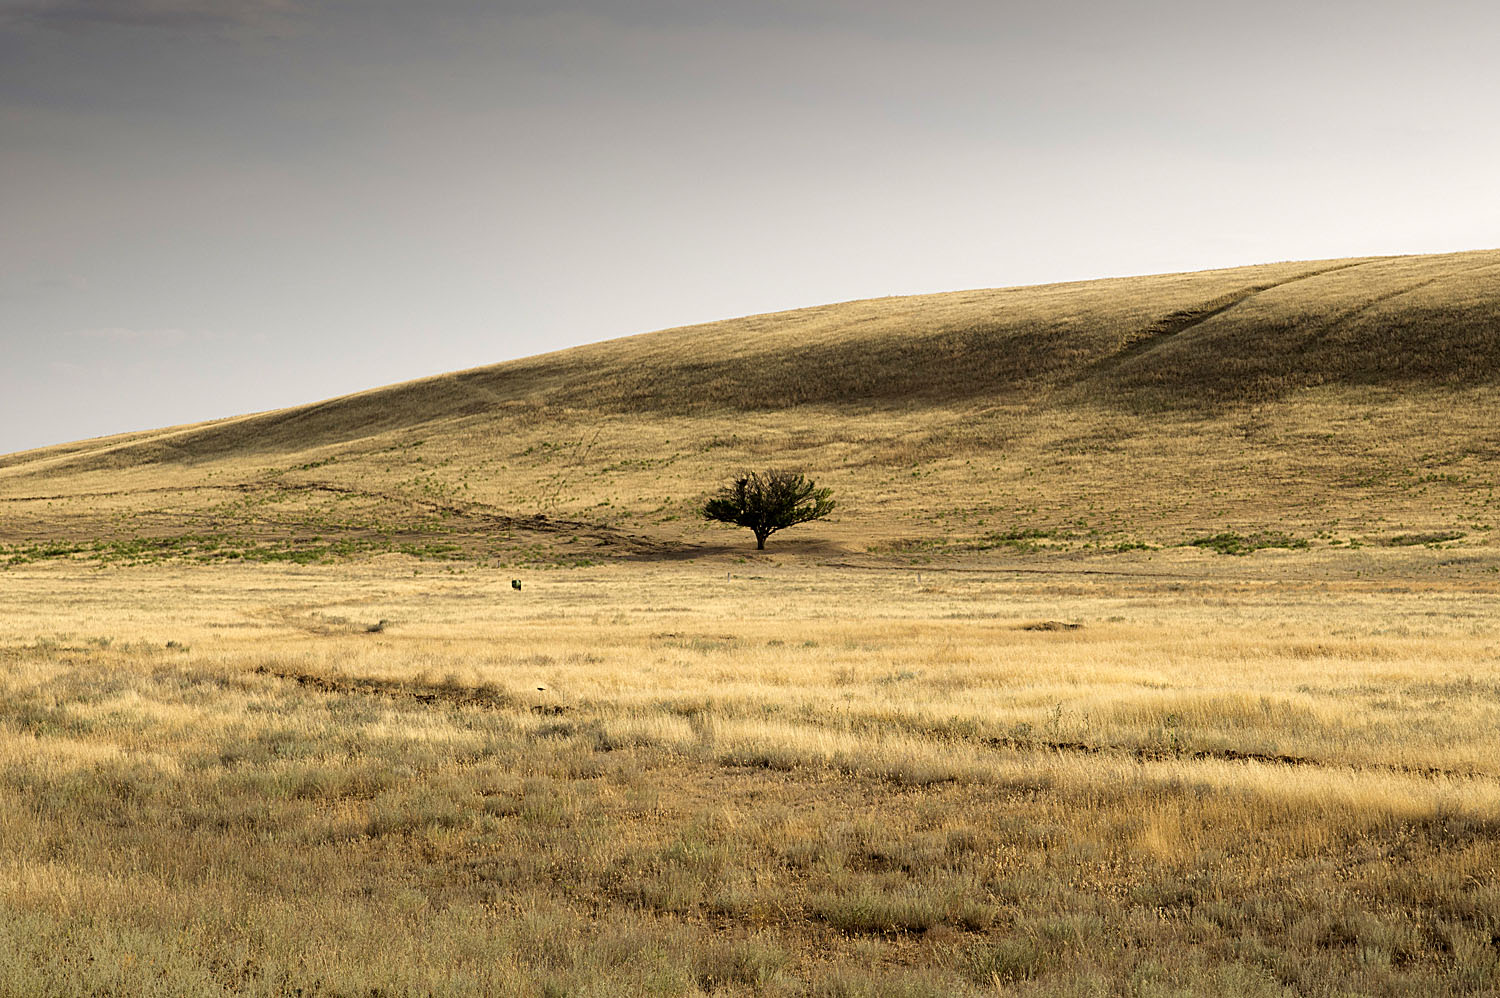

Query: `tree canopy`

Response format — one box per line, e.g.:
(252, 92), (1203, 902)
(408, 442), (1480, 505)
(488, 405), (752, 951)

(701, 470), (835, 549)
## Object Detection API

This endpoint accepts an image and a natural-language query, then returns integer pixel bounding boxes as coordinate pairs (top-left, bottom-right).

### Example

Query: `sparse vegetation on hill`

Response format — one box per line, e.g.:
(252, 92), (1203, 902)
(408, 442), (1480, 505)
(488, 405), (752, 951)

(1, 249), (1497, 568)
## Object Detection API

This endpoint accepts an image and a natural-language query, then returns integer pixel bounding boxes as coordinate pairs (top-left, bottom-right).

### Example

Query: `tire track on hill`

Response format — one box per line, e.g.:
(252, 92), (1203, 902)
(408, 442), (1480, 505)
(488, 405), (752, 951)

(1325, 260), (1500, 328)
(0, 477), (672, 555)
(260, 481), (669, 553)
(1109, 259), (1373, 359)
(0, 484), (239, 503)
(1287, 260), (1500, 376)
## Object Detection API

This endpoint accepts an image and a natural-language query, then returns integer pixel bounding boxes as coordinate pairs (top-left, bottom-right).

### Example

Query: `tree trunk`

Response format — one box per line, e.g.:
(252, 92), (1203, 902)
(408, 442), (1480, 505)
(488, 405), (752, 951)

(755, 532), (767, 549)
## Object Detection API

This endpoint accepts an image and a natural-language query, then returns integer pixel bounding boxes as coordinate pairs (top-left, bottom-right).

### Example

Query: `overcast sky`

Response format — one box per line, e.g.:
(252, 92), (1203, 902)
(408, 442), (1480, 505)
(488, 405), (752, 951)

(3, 0), (1497, 454)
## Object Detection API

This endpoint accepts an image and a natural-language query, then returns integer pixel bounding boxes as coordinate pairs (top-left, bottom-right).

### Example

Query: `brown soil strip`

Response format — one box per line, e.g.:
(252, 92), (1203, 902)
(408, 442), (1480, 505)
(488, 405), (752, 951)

(253, 665), (530, 712)
(982, 735), (1480, 781)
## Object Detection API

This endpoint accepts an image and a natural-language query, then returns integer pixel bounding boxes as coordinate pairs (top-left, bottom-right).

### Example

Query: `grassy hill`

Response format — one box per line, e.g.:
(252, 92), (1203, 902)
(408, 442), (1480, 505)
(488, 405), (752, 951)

(3, 248), (1499, 567)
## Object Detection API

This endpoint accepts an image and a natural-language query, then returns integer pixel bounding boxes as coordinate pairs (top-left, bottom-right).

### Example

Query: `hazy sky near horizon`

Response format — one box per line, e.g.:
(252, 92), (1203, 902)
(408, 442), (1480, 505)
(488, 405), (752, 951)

(3, 0), (1497, 454)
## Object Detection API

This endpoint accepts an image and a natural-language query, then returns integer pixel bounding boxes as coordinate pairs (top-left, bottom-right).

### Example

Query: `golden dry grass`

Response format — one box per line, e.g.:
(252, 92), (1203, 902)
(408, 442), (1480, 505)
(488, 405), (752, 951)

(1, 554), (1499, 995)
(2, 250), (1500, 994)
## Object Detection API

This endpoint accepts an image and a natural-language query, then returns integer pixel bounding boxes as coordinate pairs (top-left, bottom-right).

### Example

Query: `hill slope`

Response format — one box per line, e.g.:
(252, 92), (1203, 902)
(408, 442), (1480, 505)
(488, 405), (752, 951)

(3, 249), (1498, 566)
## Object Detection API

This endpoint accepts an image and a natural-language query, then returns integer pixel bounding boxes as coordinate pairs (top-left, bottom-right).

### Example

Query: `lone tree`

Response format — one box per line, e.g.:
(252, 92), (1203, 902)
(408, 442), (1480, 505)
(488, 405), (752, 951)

(702, 470), (835, 549)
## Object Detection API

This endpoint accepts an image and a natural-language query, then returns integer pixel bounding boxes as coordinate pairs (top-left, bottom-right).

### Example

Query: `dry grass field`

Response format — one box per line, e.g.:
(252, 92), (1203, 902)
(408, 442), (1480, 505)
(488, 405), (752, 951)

(2, 250), (1499, 995)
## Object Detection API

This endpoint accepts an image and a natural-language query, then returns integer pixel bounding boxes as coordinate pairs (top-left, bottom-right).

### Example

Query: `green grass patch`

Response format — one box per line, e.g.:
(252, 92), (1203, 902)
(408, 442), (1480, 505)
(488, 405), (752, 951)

(1380, 530), (1466, 547)
(1187, 531), (1310, 556)
(0, 534), (479, 568)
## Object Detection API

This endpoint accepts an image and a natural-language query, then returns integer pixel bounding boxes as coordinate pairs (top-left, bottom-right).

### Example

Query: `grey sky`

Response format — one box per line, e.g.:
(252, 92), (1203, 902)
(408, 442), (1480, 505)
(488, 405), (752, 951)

(3, 0), (1497, 455)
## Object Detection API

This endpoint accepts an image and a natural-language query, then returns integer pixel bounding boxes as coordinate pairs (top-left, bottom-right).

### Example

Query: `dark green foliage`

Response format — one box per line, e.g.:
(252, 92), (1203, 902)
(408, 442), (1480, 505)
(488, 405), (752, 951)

(701, 470), (835, 549)
(1381, 530), (1465, 547)
(1188, 531), (1309, 556)
(0, 534), (469, 569)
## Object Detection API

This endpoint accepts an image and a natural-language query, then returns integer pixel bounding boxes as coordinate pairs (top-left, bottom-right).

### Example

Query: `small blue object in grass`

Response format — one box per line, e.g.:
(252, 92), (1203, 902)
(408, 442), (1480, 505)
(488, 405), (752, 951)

(511, 579), (522, 591)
